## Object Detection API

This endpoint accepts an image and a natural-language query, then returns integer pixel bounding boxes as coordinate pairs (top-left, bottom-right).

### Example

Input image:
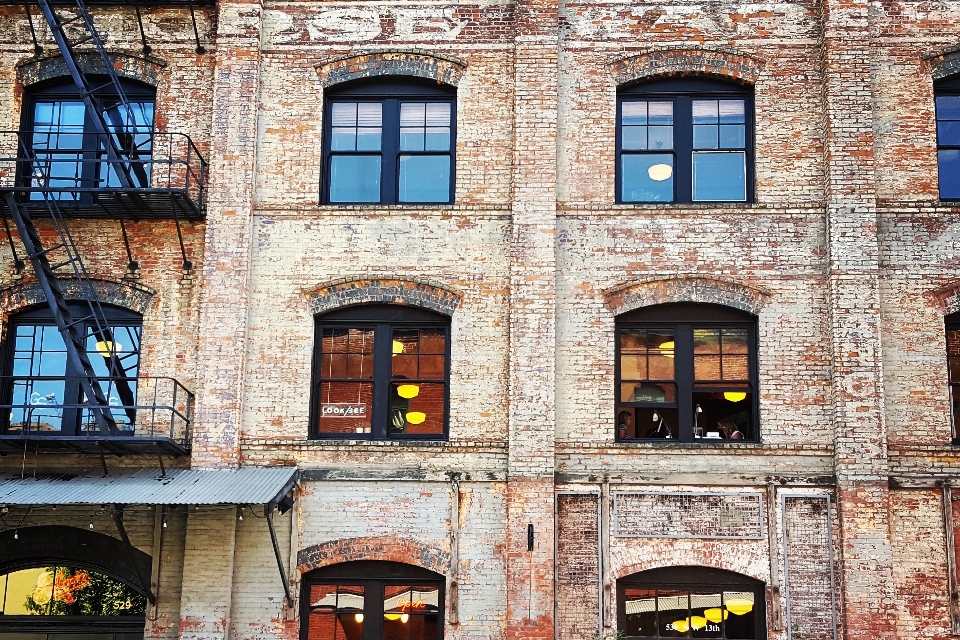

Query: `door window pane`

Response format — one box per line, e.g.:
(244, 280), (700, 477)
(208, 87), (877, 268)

(307, 584), (365, 640)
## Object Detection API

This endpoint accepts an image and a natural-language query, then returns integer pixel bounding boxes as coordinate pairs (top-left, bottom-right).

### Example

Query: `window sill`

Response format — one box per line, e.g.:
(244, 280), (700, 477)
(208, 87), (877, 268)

(612, 439), (763, 448)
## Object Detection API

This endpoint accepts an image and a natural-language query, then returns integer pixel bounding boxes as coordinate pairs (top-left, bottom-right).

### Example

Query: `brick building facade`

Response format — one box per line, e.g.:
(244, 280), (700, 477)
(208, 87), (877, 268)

(0, 0), (958, 637)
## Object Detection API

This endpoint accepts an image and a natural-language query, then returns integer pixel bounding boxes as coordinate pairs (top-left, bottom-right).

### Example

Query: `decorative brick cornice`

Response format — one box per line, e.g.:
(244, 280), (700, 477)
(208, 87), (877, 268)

(17, 51), (165, 87)
(923, 45), (960, 81)
(928, 280), (960, 315)
(610, 46), (764, 86)
(315, 50), (466, 88)
(307, 277), (462, 316)
(0, 278), (155, 317)
(298, 536), (450, 575)
(603, 277), (771, 316)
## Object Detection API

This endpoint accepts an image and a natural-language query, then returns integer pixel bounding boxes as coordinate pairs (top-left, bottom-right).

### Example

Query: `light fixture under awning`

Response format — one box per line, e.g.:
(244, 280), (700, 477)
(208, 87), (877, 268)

(0, 466), (298, 507)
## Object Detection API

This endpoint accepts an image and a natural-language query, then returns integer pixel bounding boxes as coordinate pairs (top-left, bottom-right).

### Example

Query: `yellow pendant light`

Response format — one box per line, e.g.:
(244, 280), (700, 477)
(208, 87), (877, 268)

(95, 341), (121, 356)
(726, 598), (754, 615)
(658, 340), (675, 358)
(406, 412), (426, 425)
(690, 615), (708, 630)
(384, 613), (402, 621)
(704, 608), (728, 623)
(670, 619), (689, 633)
(723, 391), (747, 402)
(392, 340), (404, 355)
(397, 384), (420, 399)
(400, 613), (410, 623)
(354, 613), (364, 623)
(647, 163), (673, 181)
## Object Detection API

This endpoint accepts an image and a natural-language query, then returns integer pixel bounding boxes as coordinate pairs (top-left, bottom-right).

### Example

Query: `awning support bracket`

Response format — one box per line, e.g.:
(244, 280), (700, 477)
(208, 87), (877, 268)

(265, 503), (293, 608)
(112, 505), (156, 604)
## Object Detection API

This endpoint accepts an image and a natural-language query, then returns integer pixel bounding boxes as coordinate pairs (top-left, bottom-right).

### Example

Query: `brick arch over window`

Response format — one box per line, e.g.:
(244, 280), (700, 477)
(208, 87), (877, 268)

(604, 277), (771, 317)
(924, 44), (960, 81)
(929, 279), (960, 315)
(0, 278), (155, 320)
(18, 51), (165, 88)
(610, 47), (764, 87)
(315, 50), (466, 88)
(611, 544), (767, 583)
(307, 277), (462, 316)
(297, 536), (451, 576)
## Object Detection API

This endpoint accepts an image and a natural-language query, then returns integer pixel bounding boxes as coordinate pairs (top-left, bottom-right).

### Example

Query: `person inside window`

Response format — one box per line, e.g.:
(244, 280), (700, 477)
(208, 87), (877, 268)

(617, 410), (635, 439)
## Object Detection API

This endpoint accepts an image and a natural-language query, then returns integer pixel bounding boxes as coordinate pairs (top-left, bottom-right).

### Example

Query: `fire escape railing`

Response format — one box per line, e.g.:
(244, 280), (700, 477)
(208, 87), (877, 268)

(0, 130), (207, 220)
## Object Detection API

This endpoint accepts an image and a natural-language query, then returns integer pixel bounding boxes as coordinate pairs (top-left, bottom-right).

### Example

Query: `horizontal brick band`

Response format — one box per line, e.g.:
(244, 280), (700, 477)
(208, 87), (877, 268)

(604, 277), (771, 316)
(298, 536), (450, 575)
(610, 47), (764, 86)
(308, 277), (462, 316)
(0, 278), (155, 317)
(18, 50), (165, 87)
(316, 50), (466, 88)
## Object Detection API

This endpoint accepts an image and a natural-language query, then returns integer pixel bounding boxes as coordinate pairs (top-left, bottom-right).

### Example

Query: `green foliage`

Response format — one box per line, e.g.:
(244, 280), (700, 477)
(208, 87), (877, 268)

(595, 631), (627, 640)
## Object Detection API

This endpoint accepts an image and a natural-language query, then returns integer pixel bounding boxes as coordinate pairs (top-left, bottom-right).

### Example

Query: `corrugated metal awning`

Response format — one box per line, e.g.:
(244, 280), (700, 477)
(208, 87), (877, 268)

(0, 466), (298, 505)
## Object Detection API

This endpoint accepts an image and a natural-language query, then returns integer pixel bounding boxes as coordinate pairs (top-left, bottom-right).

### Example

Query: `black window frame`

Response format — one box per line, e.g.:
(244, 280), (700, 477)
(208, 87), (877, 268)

(320, 77), (457, 205)
(616, 77), (755, 205)
(20, 76), (157, 200)
(300, 561), (445, 640)
(615, 303), (759, 444)
(0, 303), (143, 436)
(617, 566), (767, 640)
(947, 312), (960, 445)
(936, 75), (960, 202)
(310, 304), (451, 441)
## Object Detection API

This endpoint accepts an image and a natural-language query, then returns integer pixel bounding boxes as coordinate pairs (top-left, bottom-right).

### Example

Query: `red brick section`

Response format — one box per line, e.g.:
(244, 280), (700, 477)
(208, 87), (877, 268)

(192, 0), (264, 469)
(315, 51), (466, 89)
(610, 47), (765, 87)
(506, 0), (559, 635)
(297, 536), (450, 575)
(821, 0), (896, 634)
(603, 276), (772, 317)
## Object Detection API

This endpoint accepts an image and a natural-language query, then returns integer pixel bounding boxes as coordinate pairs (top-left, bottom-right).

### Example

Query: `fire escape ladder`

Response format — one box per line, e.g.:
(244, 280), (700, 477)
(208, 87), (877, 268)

(0, 0), (147, 435)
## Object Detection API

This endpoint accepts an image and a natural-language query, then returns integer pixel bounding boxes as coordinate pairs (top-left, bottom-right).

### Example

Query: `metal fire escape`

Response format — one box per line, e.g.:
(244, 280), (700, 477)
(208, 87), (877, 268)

(0, 0), (206, 457)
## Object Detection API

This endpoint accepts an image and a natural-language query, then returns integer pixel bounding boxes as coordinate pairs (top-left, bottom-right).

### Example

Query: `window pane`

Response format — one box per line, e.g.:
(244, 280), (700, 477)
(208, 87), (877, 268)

(393, 354), (419, 379)
(693, 387), (752, 440)
(622, 382), (676, 404)
(722, 355), (749, 380)
(694, 329), (721, 354)
(722, 328), (750, 354)
(937, 95), (960, 121)
(621, 355), (645, 379)
(330, 155), (381, 202)
(953, 386), (960, 438)
(693, 124), (719, 150)
(690, 591), (724, 638)
(622, 125), (647, 151)
(401, 127), (425, 152)
(0, 566), (146, 616)
(648, 101), (674, 126)
(317, 382), (373, 434)
(425, 103), (451, 127)
(636, 407), (678, 439)
(400, 102), (426, 127)
(308, 584), (365, 640)
(695, 355), (722, 380)
(658, 590), (689, 636)
(419, 329), (446, 354)
(692, 151), (746, 201)
(718, 100), (745, 123)
(649, 125), (674, 150)
(331, 102), (358, 127)
(622, 101), (648, 125)
(723, 591), (756, 639)
(719, 124), (745, 148)
(622, 154), (674, 202)
(383, 585), (441, 639)
(623, 588), (658, 637)
(692, 100), (719, 124)
(940, 149), (960, 200)
(425, 127), (451, 151)
(399, 155), (451, 202)
(390, 382), (444, 436)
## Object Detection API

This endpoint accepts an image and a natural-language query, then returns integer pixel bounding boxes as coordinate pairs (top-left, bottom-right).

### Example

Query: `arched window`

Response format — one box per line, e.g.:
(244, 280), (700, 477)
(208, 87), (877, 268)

(301, 561), (444, 640)
(617, 77), (754, 204)
(1, 303), (142, 435)
(22, 76), (156, 201)
(321, 77), (456, 205)
(311, 304), (450, 440)
(946, 312), (960, 442)
(617, 566), (766, 639)
(936, 75), (960, 201)
(615, 303), (759, 443)
(0, 525), (151, 639)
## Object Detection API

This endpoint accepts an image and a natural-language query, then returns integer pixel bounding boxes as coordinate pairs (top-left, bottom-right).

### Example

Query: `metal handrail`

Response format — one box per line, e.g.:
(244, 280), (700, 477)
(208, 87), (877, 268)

(0, 375), (194, 445)
(0, 130), (207, 210)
